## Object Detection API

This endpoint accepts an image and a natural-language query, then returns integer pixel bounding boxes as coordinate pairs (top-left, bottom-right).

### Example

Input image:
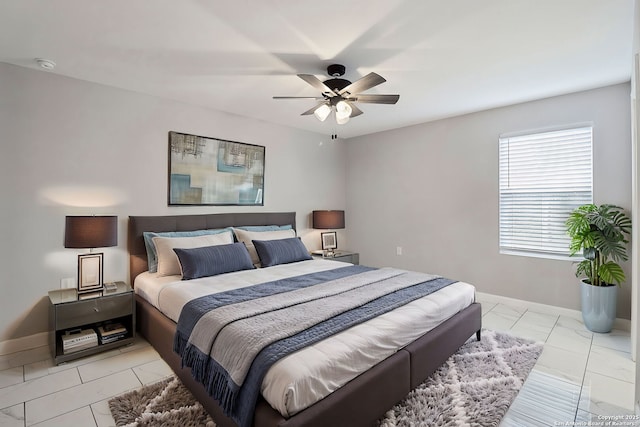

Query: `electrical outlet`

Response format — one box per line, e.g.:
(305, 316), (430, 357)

(396, 246), (403, 256)
(60, 277), (75, 289)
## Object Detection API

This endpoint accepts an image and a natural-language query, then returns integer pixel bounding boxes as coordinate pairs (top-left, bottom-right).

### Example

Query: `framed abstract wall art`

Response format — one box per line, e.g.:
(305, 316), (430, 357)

(168, 131), (265, 206)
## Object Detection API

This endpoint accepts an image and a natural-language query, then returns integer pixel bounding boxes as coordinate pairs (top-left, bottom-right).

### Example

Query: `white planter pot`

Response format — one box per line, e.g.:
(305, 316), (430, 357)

(580, 280), (617, 333)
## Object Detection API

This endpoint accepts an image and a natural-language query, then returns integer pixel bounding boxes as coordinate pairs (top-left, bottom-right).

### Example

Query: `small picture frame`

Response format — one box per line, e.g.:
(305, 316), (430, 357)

(321, 231), (338, 251)
(78, 253), (104, 293)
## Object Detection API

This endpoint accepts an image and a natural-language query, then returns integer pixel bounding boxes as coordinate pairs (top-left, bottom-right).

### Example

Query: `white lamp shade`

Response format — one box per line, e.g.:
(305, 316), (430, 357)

(335, 101), (352, 124)
(335, 114), (349, 125)
(314, 104), (331, 122)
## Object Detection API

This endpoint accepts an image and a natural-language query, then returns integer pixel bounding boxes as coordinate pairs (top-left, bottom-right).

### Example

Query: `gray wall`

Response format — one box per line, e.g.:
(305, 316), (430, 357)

(0, 60), (633, 345)
(345, 83), (632, 319)
(0, 62), (347, 342)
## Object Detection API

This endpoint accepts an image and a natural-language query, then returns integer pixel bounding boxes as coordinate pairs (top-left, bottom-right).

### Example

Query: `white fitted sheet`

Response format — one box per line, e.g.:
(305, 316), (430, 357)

(134, 259), (475, 417)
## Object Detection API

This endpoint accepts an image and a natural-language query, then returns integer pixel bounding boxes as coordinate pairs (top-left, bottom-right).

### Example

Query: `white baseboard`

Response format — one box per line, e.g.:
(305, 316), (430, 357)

(476, 291), (632, 332)
(0, 331), (49, 356)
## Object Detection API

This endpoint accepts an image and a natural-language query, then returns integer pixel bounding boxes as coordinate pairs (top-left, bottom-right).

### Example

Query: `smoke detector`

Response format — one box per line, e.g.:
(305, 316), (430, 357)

(35, 58), (56, 70)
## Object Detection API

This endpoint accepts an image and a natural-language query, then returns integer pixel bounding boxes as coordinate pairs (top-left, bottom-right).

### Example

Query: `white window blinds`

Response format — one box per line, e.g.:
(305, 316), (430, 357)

(499, 126), (593, 258)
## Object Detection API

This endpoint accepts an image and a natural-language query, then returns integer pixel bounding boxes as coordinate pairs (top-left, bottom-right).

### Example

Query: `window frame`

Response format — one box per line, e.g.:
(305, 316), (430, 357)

(498, 124), (593, 260)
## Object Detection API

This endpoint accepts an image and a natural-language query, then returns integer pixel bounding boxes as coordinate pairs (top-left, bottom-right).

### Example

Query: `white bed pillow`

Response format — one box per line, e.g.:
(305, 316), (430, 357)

(153, 231), (234, 276)
(232, 228), (296, 265)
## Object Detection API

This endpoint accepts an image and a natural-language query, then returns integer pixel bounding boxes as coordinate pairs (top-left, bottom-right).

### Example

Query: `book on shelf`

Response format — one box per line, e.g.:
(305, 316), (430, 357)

(64, 341), (98, 354)
(62, 328), (98, 353)
(100, 332), (127, 344)
(97, 323), (127, 336)
(96, 323), (128, 344)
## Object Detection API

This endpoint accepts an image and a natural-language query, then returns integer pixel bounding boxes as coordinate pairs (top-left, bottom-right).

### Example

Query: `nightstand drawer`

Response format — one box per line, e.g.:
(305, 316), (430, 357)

(55, 294), (132, 330)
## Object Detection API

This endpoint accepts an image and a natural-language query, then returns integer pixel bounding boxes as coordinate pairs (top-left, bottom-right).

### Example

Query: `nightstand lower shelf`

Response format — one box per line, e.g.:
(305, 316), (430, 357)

(54, 336), (135, 365)
(52, 314), (135, 364)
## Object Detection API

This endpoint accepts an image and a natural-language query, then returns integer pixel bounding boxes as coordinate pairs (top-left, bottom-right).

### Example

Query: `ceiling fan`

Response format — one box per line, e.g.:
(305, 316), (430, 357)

(273, 64), (399, 125)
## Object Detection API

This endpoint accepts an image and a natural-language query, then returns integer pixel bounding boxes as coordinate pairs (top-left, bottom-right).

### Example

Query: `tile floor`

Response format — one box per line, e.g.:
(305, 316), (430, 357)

(0, 297), (635, 426)
(478, 295), (637, 427)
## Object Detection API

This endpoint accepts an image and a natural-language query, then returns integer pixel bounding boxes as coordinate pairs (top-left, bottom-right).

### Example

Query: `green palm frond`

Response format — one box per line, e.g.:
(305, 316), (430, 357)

(598, 261), (626, 285)
(593, 234), (628, 262)
(612, 211), (632, 233)
(574, 260), (592, 281)
(565, 206), (593, 234)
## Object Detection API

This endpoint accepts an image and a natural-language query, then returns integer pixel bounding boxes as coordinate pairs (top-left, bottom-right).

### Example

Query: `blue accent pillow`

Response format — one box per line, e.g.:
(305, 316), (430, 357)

(173, 242), (254, 280)
(252, 237), (312, 267)
(143, 228), (231, 273)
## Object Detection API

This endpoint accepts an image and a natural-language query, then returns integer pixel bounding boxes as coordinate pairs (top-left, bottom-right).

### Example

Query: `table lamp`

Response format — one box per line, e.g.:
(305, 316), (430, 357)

(64, 216), (117, 293)
(312, 210), (345, 257)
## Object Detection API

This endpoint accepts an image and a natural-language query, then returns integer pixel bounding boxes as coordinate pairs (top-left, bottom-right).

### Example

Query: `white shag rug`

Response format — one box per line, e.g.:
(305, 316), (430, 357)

(109, 330), (542, 427)
(377, 329), (543, 427)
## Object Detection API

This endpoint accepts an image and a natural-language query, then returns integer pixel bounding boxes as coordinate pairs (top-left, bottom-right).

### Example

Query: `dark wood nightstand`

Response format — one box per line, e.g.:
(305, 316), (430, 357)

(312, 250), (359, 265)
(48, 282), (135, 365)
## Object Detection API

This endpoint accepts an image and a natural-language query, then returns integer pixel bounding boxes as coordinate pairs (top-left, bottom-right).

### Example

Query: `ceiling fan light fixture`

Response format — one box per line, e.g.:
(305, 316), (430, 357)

(314, 104), (331, 122)
(335, 100), (352, 124)
(275, 64), (399, 124)
(336, 114), (350, 125)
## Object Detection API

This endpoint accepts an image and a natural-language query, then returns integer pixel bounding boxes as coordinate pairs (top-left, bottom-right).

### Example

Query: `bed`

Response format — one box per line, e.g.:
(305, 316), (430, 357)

(128, 212), (481, 427)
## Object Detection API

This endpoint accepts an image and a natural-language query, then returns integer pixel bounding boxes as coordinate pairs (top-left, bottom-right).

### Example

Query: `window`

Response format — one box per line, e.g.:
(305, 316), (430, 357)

(499, 126), (593, 259)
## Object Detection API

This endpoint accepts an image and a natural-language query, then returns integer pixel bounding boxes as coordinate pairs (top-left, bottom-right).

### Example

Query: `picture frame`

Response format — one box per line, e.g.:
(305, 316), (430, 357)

(168, 131), (265, 206)
(321, 231), (338, 251)
(77, 253), (103, 293)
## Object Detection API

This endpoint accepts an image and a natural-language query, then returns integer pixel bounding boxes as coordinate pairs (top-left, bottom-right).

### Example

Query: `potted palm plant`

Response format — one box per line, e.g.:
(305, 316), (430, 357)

(565, 204), (631, 333)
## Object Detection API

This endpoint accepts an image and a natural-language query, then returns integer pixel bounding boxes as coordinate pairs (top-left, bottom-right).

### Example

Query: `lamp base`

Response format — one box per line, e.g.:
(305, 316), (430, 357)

(77, 252), (104, 294)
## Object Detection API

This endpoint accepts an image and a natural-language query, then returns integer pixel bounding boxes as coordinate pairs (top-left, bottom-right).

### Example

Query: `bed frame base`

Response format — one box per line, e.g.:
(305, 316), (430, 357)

(136, 295), (481, 427)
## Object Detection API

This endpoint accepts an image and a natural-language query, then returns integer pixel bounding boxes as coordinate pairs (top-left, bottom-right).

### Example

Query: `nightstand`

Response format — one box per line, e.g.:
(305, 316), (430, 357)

(313, 250), (359, 265)
(49, 282), (135, 365)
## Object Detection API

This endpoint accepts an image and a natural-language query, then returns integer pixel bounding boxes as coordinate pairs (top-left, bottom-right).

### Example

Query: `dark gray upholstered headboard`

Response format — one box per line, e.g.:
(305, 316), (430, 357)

(128, 212), (296, 285)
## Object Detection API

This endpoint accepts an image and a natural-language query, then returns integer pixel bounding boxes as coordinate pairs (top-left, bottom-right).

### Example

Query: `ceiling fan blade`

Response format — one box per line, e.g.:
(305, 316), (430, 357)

(338, 72), (386, 96)
(349, 103), (364, 117)
(301, 103), (326, 116)
(350, 94), (400, 104)
(273, 96), (325, 100)
(297, 74), (337, 95)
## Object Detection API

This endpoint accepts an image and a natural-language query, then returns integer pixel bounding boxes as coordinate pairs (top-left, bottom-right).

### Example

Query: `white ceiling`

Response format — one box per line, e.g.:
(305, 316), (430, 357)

(0, 0), (635, 138)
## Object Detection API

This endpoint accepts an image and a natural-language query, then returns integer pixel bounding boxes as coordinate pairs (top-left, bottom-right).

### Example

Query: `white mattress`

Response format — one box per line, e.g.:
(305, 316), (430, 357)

(135, 259), (475, 417)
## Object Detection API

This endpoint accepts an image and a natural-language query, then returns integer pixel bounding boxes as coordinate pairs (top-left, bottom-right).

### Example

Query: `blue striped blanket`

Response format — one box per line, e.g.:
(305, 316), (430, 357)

(173, 265), (456, 427)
